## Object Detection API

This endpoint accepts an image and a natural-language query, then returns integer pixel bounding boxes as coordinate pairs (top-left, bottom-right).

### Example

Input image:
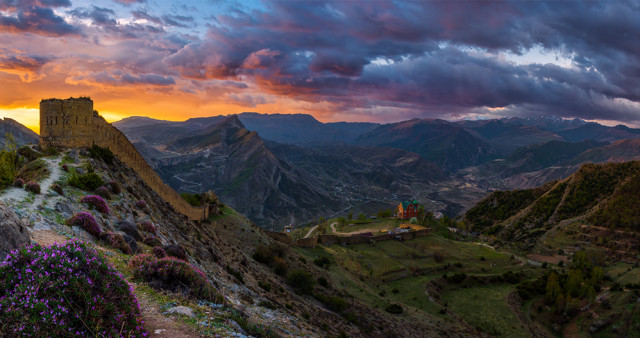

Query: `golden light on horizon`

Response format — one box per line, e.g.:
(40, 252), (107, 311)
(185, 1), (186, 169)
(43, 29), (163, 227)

(0, 108), (40, 133)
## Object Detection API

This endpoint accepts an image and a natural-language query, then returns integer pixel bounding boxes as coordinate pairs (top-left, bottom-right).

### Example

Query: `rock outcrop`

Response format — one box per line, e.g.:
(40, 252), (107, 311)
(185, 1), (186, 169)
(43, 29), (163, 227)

(0, 202), (30, 259)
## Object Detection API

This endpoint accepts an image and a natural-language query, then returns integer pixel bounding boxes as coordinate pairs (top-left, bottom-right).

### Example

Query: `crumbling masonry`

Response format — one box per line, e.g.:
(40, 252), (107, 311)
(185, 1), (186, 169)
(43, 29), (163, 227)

(40, 97), (209, 221)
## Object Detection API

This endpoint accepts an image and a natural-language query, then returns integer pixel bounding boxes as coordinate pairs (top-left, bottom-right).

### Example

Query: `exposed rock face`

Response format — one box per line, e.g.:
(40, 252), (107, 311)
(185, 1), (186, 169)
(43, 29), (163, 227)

(0, 202), (30, 260)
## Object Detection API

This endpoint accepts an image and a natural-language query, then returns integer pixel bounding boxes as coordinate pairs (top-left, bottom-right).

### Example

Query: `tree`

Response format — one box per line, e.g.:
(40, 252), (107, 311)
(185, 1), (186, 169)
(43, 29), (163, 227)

(337, 217), (346, 226)
(545, 272), (561, 304)
(358, 213), (366, 221)
(347, 212), (353, 221)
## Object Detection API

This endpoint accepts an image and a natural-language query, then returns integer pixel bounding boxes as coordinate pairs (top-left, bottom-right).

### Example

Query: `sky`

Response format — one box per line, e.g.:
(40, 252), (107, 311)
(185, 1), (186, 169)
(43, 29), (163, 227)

(1, 0), (640, 132)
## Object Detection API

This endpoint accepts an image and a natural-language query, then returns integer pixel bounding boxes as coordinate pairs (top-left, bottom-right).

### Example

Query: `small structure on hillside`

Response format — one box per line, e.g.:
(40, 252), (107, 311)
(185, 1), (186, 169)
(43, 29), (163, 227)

(397, 200), (419, 219)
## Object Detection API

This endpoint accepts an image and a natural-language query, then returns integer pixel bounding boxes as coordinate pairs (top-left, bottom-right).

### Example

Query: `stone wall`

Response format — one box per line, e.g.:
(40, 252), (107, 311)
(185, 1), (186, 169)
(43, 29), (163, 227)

(40, 98), (209, 221)
(315, 229), (430, 247)
(264, 230), (293, 245)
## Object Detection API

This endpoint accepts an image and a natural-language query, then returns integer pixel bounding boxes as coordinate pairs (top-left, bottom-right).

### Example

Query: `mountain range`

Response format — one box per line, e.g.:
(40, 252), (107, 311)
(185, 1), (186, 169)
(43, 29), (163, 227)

(113, 113), (640, 228)
(0, 118), (39, 146)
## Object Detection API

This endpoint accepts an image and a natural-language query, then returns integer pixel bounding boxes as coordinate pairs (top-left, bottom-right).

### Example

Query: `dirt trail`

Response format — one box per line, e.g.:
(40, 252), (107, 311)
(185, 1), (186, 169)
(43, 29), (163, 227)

(0, 156), (64, 210)
(136, 291), (196, 337)
(304, 224), (319, 238)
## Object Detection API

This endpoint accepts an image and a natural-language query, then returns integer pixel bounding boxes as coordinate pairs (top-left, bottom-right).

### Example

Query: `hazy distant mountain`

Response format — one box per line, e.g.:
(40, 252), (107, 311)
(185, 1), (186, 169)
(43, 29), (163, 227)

(353, 119), (499, 171)
(237, 112), (379, 145)
(458, 119), (564, 154)
(113, 116), (225, 146)
(0, 118), (39, 146)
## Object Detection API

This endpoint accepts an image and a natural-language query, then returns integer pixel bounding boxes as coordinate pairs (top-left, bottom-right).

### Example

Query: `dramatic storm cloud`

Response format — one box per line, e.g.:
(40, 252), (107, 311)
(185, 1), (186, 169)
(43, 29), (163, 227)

(1, 0), (640, 129)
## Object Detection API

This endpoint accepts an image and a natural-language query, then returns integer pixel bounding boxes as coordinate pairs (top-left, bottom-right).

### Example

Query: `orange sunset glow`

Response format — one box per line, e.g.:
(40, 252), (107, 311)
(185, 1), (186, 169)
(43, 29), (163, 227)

(2, 0), (640, 133)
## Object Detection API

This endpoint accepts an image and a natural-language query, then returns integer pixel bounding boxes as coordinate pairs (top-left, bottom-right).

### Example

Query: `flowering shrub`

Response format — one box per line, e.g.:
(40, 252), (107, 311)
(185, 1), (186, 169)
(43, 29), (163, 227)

(143, 236), (162, 247)
(106, 233), (133, 255)
(66, 212), (102, 238)
(129, 254), (221, 302)
(135, 200), (147, 210)
(95, 186), (111, 200)
(13, 178), (24, 188)
(61, 163), (69, 172)
(138, 221), (157, 235)
(0, 240), (146, 336)
(107, 180), (121, 194)
(152, 246), (167, 258)
(80, 195), (109, 215)
(24, 181), (40, 194)
(164, 244), (188, 261)
(50, 184), (64, 196)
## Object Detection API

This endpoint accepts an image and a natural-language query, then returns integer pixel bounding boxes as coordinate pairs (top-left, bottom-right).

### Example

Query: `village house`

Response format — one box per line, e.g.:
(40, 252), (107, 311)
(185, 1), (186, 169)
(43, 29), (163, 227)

(397, 200), (419, 219)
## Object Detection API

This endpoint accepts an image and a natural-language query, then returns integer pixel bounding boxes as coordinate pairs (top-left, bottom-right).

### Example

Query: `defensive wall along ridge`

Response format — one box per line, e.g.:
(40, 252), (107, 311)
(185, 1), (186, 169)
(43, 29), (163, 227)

(39, 97), (209, 221)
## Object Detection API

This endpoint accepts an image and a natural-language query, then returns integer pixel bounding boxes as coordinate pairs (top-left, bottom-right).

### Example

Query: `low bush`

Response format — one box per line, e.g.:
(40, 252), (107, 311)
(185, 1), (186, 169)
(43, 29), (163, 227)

(253, 243), (288, 275)
(316, 294), (347, 312)
(17, 159), (49, 183)
(94, 186), (111, 200)
(135, 200), (147, 210)
(130, 254), (221, 302)
(181, 192), (203, 207)
(314, 256), (331, 269)
(385, 304), (403, 314)
(68, 171), (104, 191)
(61, 163), (69, 172)
(66, 212), (102, 237)
(138, 221), (157, 235)
(13, 178), (24, 187)
(89, 144), (114, 165)
(50, 184), (64, 196)
(24, 181), (40, 194)
(0, 241), (146, 336)
(446, 273), (467, 283)
(106, 233), (133, 255)
(143, 236), (162, 247)
(258, 280), (271, 292)
(226, 265), (245, 284)
(287, 270), (315, 294)
(16, 145), (40, 162)
(318, 276), (330, 288)
(80, 195), (110, 215)
(152, 246), (167, 258)
(106, 180), (121, 194)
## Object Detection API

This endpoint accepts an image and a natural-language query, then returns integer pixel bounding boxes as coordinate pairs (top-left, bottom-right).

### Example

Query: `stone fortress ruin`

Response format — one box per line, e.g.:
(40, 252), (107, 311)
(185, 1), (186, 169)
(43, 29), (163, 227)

(40, 97), (210, 221)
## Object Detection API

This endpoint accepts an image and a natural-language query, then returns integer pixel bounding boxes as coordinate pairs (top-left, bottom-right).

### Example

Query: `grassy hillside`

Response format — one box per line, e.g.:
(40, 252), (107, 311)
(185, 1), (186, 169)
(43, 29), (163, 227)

(465, 161), (640, 250)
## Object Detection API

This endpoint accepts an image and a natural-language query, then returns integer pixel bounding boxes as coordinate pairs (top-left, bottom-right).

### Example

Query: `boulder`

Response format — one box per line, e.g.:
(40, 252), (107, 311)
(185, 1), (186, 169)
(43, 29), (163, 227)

(165, 306), (195, 318)
(116, 221), (142, 241)
(164, 244), (188, 261)
(0, 202), (30, 260)
(122, 234), (139, 254)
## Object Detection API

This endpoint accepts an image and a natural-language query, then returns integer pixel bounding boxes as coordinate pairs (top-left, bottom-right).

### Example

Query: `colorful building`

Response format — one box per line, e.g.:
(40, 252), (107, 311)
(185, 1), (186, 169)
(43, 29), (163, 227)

(397, 200), (419, 219)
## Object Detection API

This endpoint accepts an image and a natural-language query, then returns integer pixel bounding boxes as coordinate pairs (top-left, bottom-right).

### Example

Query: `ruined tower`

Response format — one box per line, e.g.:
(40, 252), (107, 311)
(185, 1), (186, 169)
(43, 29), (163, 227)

(38, 96), (210, 221)
(40, 97), (95, 148)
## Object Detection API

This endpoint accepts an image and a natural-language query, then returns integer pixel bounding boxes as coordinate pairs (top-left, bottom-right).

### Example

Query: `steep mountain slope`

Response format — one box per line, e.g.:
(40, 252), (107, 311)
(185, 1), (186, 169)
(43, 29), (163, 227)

(464, 161), (640, 251)
(567, 139), (640, 164)
(468, 140), (606, 182)
(268, 143), (447, 213)
(153, 116), (337, 228)
(0, 149), (474, 337)
(353, 119), (499, 171)
(0, 117), (39, 145)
